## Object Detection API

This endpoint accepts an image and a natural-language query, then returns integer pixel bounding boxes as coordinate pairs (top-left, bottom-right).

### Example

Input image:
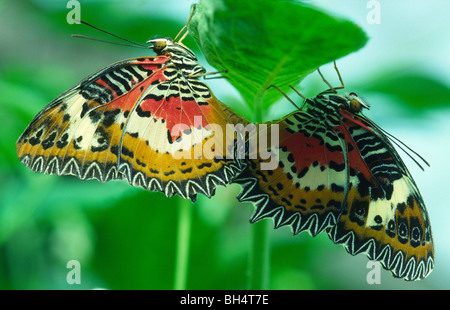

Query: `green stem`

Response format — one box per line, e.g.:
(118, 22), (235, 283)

(247, 90), (271, 290)
(173, 197), (192, 290)
(248, 220), (271, 289)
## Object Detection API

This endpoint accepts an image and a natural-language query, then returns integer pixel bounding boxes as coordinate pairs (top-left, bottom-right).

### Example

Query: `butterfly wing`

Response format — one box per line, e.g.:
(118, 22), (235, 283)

(234, 104), (434, 280)
(326, 110), (434, 280)
(116, 69), (245, 200)
(235, 110), (349, 236)
(16, 56), (245, 201)
(16, 57), (158, 183)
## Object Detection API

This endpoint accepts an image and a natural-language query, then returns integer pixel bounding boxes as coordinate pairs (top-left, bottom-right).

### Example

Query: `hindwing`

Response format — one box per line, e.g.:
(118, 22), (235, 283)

(236, 110), (348, 236)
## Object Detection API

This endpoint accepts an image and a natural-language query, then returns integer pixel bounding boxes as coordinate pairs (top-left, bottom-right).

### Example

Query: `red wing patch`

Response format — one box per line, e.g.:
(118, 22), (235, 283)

(236, 111), (348, 236)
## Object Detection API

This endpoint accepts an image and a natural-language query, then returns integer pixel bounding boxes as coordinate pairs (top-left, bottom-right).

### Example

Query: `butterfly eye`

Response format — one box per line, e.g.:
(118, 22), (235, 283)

(150, 39), (168, 54)
(349, 98), (362, 113)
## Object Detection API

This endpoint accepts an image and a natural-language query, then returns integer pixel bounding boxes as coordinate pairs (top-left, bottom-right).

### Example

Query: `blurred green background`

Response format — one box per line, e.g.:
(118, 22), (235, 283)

(1, 0), (449, 289)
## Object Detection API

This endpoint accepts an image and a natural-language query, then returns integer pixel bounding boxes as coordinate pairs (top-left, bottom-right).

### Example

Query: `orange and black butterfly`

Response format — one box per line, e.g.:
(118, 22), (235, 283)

(16, 9), (246, 202)
(233, 65), (434, 280)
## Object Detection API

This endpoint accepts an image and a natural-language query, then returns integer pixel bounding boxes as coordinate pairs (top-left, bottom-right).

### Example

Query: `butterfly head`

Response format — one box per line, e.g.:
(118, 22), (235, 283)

(147, 37), (199, 65)
(147, 37), (174, 55)
(344, 92), (370, 114)
(315, 90), (370, 116)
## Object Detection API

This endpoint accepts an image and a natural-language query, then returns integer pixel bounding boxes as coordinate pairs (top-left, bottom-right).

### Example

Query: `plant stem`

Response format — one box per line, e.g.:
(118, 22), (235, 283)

(247, 90), (271, 290)
(174, 197), (192, 290)
(248, 220), (271, 289)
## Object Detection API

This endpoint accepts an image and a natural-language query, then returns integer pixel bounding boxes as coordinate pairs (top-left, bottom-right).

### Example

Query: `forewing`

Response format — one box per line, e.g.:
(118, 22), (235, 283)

(16, 57), (165, 183)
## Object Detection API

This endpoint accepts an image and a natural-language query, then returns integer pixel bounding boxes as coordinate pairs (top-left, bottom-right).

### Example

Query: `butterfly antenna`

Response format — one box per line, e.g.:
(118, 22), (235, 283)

(173, 4), (197, 44)
(73, 20), (148, 48)
(388, 135), (426, 170)
(267, 85), (303, 110)
(71, 35), (150, 49)
(364, 116), (430, 170)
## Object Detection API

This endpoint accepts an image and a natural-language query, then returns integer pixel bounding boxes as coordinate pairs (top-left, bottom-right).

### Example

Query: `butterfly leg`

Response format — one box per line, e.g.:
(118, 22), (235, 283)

(266, 85), (304, 110)
(173, 4), (197, 44)
(317, 61), (346, 93)
(189, 70), (228, 80)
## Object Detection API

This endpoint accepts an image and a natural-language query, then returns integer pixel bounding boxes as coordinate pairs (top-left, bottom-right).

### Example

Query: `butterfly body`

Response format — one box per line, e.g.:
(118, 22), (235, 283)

(17, 38), (244, 201)
(235, 90), (434, 280)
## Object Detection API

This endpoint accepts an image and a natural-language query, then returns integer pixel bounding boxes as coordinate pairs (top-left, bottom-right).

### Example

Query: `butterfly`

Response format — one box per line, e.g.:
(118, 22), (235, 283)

(233, 64), (434, 280)
(16, 8), (246, 202)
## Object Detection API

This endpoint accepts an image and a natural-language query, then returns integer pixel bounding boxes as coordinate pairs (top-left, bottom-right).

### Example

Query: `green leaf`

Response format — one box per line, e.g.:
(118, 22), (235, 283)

(360, 71), (450, 111)
(189, 0), (368, 112)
